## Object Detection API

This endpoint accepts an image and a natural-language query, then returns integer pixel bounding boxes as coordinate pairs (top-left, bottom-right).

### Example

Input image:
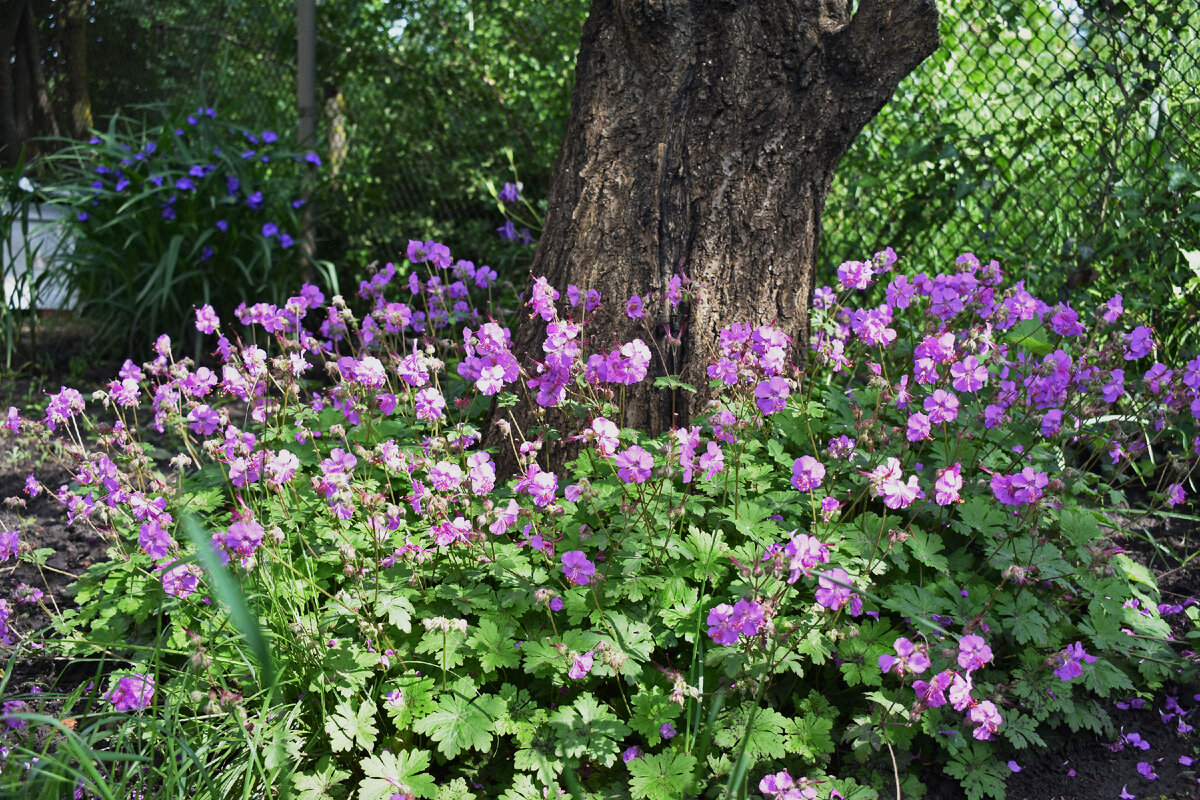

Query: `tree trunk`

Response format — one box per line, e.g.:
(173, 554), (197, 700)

(495, 0), (940, 470)
(1, 0), (59, 167)
(62, 0), (93, 139)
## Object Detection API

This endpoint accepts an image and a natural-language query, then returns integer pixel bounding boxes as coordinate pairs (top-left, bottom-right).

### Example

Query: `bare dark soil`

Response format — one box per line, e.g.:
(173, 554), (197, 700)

(2, 325), (1199, 799)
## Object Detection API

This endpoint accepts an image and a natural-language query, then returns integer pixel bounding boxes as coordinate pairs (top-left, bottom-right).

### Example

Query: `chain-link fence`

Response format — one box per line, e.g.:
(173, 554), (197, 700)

(7, 1), (1198, 324)
(823, 2), (1200, 334)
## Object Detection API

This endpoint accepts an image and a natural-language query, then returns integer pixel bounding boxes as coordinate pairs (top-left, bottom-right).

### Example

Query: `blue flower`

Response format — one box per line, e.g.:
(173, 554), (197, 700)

(499, 182), (521, 204)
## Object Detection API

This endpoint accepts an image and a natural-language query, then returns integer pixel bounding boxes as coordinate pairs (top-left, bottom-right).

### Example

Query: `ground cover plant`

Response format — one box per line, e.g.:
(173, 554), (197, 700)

(1, 241), (1199, 799)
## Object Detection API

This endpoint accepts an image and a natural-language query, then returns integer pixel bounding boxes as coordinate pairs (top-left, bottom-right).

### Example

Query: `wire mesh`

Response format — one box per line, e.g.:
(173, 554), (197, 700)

(822, 2), (1200, 311)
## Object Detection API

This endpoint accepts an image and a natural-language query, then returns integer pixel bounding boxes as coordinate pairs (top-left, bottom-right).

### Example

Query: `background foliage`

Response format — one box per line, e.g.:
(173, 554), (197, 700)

(2, 1), (1198, 343)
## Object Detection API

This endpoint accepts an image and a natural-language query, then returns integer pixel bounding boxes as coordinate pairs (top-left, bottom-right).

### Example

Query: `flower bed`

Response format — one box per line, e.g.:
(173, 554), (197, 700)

(1, 242), (1198, 799)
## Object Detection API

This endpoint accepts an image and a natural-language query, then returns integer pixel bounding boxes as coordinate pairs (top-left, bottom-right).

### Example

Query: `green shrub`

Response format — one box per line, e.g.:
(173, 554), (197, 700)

(44, 107), (333, 356)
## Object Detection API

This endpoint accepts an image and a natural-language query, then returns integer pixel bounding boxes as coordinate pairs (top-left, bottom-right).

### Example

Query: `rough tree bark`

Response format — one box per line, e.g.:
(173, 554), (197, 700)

(62, 0), (94, 139)
(496, 0), (939, 471)
(1, 0), (60, 167)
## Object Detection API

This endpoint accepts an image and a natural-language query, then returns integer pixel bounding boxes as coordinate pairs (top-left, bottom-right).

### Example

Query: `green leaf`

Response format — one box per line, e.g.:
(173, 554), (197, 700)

(628, 753), (697, 800)
(604, 611), (656, 663)
(944, 741), (1008, 800)
(905, 526), (949, 573)
(1000, 712), (1046, 750)
(312, 640), (375, 694)
(628, 687), (681, 746)
(794, 627), (833, 666)
(514, 728), (564, 786)
(412, 682), (507, 760)
(994, 591), (1049, 646)
(382, 673), (437, 730)
(1184, 249), (1200, 275)
(1081, 657), (1135, 696)
(499, 774), (546, 800)
(415, 627), (467, 671)
(1004, 317), (1051, 356)
(358, 749), (436, 800)
(724, 499), (773, 538)
(521, 638), (568, 678)
(1057, 508), (1102, 549)
(494, 684), (546, 743)
(434, 778), (477, 800)
(1114, 553), (1159, 595)
(468, 618), (521, 673)
(1061, 697), (1112, 736)
(783, 715), (835, 762)
(952, 496), (1008, 541)
(293, 759), (350, 800)
(326, 699), (378, 753)
(681, 527), (728, 581)
(375, 593), (415, 633)
(713, 705), (789, 761)
(653, 374), (697, 393)
(823, 777), (879, 800)
(549, 693), (631, 768)
(884, 585), (952, 631)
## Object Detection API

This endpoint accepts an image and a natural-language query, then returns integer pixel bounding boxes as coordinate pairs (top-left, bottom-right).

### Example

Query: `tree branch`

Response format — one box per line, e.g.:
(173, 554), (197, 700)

(822, 0), (940, 141)
(829, 0), (940, 87)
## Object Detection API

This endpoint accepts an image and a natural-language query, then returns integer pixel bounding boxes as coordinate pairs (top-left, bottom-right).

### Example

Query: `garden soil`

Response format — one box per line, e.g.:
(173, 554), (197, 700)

(1, 327), (1198, 799)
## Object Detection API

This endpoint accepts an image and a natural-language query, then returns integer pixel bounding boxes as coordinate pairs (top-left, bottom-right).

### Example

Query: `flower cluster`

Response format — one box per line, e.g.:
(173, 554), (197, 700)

(104, 674), (155, 712)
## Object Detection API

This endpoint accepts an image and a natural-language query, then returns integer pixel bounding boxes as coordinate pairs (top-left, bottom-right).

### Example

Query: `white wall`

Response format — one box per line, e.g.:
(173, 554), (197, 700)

(2, 199), (75, 311)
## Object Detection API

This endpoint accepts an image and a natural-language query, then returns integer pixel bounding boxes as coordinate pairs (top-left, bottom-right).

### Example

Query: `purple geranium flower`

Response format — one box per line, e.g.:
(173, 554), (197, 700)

(791, 456), (825, 492)
(1053, 640), (1098, 681)
(754, 376), (790, 415)
(105, 674), (155, 711)
(814, 568), (859, 614)
(957, 634), (993, 671)
(561, 551), (596, 586)
(568, 650), (593, 679)
(615, 445), (653, 484)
